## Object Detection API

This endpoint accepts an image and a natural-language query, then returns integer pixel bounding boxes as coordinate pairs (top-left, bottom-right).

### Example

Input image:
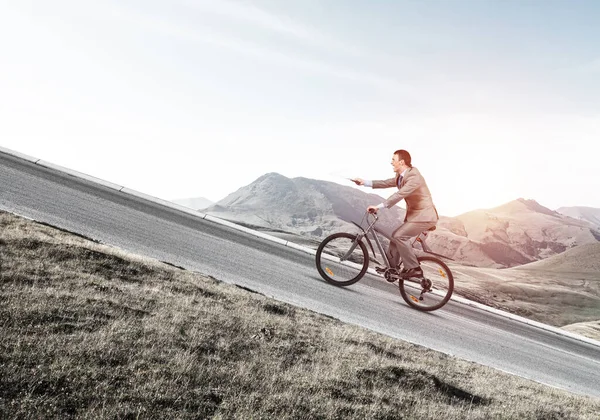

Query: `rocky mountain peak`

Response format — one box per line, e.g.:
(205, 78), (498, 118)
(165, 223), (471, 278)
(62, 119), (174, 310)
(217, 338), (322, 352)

(486, 198), (558, 217)
(515, 198), (560, 217)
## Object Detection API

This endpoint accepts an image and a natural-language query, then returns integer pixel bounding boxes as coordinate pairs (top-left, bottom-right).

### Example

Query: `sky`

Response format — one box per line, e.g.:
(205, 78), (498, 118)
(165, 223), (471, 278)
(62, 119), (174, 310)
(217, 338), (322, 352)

(1, 0), (599, 217)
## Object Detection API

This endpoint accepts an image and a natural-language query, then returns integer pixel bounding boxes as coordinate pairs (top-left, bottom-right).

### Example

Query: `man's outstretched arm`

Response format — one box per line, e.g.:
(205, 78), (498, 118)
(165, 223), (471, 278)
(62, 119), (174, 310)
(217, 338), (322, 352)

(351, 178), (377, 187)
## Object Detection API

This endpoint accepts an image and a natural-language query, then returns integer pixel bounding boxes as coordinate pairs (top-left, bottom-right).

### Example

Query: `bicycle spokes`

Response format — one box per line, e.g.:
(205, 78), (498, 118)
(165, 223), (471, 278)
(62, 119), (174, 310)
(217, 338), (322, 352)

(398, 256), (454, 311)
(315, 233), (369, 286)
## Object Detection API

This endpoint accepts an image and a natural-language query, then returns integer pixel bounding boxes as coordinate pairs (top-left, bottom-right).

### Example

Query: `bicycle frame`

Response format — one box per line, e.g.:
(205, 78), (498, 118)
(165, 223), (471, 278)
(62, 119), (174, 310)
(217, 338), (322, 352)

(351, 212), (450, 268)
(351, 212), (392, 268)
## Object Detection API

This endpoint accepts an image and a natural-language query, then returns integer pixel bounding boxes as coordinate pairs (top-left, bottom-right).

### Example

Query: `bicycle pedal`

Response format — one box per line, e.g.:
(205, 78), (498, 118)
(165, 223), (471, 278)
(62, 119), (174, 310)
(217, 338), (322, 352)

(384, 271), (398, 283)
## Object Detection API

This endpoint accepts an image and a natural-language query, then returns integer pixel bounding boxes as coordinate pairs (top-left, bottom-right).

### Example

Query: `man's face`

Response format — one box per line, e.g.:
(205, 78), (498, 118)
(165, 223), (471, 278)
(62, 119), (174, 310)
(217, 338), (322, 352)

(391, 154), (404, 173)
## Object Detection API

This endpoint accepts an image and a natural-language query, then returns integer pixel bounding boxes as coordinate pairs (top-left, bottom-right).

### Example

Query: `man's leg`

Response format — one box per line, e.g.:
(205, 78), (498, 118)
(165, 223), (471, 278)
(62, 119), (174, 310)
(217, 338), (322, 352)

(391, 221), (436, 270)
(386, 239), (401, 269)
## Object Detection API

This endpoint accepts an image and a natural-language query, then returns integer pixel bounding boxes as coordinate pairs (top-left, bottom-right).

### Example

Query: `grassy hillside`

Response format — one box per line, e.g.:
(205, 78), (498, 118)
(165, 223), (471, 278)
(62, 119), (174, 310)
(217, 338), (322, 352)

(1, 210), (599, 419)
(450, 264), (600, 330)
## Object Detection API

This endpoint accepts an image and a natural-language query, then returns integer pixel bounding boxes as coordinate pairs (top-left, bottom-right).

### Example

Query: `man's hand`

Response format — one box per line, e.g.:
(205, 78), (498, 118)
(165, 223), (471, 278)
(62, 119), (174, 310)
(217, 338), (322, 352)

(367, 205), (379, 214)
(351, 178), (364, 186)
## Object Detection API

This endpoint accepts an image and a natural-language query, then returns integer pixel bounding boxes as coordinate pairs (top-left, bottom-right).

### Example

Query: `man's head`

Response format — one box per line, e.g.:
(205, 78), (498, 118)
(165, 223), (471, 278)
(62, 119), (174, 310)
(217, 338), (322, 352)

(391, 149), (412, 174)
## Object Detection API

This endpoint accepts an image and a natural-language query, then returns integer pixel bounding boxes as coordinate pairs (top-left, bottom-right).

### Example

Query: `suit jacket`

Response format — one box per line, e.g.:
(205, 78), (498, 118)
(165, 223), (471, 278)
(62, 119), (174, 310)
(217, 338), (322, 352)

(372, 167), (438, 223)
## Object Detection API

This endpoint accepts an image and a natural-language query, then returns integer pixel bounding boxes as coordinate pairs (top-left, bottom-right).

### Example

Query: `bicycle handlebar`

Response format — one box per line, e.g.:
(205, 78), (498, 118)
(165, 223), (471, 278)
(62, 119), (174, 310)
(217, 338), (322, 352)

(367, 209), (378, 218)
(365, 210), (379, 225)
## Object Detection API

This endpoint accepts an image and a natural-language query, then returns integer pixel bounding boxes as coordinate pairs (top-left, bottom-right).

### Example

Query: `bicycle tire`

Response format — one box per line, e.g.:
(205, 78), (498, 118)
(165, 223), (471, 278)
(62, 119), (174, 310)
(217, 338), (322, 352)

(315, 232), (369, 286)
(398, 255), (454, 311)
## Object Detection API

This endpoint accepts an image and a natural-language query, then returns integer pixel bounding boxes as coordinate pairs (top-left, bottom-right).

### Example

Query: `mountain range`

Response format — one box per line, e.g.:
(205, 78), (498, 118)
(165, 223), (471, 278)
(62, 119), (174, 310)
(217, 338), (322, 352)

(555, 206), (600, 228)
(179, 173), (600, 269)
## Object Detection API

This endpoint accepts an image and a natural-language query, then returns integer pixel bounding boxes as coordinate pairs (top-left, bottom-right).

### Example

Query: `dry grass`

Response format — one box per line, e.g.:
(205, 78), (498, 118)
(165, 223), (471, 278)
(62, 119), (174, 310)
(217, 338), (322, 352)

(1, 210), (600, 419)
(450, 265), (600, 329)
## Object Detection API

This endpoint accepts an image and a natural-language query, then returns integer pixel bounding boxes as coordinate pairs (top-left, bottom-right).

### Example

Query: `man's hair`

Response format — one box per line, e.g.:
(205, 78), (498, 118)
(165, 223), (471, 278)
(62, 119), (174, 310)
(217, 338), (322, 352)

(394, 149), (412, 167)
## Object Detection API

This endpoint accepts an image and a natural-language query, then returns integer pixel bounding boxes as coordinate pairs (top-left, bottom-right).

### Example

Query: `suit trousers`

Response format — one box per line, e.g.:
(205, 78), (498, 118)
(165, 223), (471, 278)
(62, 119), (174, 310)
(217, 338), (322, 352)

(387, 221), (437, 269)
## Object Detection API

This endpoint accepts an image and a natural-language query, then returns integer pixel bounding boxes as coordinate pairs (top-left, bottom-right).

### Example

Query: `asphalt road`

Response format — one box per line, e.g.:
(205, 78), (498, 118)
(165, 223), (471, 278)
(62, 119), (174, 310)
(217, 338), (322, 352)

(1, 151), (599, 399)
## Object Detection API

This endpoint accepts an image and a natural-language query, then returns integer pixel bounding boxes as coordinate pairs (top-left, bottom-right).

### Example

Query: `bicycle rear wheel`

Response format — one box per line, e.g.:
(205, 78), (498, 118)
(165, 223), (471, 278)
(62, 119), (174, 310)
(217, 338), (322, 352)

(398, 256), (454, 311)
(315, 233), (369, 286)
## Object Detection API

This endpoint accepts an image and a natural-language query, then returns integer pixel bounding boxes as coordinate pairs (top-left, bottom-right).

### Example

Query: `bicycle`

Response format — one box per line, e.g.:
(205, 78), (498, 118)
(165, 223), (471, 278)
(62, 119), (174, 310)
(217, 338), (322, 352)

(315, 211), (454, 311)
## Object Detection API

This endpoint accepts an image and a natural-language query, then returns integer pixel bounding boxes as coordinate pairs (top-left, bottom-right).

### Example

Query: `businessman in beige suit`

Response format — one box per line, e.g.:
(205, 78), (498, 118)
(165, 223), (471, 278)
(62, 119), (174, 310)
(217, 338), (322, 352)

(352, 149), (438, 279)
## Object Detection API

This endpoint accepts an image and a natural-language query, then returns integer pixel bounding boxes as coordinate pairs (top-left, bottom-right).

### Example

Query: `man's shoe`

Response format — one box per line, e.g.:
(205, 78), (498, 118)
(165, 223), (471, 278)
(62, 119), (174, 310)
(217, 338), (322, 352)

(400, 267), (424, 279)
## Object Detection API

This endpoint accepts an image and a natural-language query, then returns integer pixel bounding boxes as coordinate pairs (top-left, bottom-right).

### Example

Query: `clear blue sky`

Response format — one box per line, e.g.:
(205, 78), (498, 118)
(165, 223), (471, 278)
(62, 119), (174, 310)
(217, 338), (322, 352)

(1, 0), (599, 216)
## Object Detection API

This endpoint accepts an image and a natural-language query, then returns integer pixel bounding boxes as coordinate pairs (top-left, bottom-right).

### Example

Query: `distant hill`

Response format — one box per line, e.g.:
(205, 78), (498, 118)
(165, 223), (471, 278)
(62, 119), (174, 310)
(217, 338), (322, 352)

(556, 206), (600, 229)
(203, 172), (406, 238)
(513, 243), (600, 273)
(448, 198), (600, 267)
(203, 173), (600, 268)
(172, 197), (214, 211)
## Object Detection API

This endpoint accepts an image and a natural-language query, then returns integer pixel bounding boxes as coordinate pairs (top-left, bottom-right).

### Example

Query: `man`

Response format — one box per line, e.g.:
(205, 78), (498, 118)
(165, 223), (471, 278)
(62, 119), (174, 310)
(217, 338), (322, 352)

(352, 149), (438, 279)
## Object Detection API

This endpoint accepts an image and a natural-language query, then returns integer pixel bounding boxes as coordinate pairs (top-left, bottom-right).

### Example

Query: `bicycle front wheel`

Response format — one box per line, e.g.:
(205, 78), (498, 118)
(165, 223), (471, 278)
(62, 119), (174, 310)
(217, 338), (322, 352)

(315, 233), (369, 286)
(398, 256), (454, 311)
